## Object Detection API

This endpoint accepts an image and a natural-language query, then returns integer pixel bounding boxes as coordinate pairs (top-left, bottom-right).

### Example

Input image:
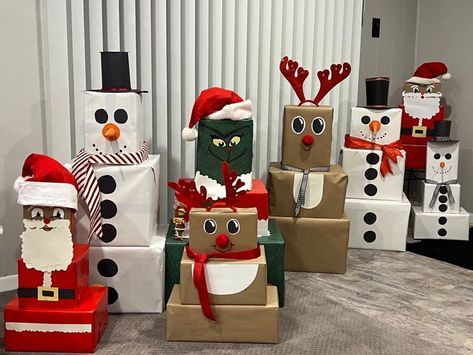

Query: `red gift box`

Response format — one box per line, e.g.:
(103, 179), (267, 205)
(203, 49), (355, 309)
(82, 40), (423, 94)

(4, 286), (108, 353)
(17, 244), (89, 308)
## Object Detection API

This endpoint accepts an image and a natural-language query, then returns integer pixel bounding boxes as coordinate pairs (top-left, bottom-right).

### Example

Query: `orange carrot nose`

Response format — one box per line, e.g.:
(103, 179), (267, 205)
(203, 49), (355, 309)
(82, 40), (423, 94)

(440, 161), (445, 168)
(102, 123), (120, 141)
(369, 120), (381, 133)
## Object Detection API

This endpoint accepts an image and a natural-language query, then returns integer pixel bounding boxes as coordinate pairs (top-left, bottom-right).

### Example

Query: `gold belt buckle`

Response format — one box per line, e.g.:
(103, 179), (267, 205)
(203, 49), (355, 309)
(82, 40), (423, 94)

(412, 125), (427, 138)
(37, 286), (59, 301)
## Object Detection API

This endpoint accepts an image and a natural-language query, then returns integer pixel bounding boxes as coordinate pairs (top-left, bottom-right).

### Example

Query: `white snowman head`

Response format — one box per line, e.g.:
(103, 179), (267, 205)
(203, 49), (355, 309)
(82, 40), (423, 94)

(350, 107), (402, 145)
(426, 141), (459, 182)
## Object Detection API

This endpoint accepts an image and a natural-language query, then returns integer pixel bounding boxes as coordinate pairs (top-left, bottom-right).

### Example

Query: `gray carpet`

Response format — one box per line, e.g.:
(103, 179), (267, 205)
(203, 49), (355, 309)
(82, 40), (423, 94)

(1, 249), (472, 354)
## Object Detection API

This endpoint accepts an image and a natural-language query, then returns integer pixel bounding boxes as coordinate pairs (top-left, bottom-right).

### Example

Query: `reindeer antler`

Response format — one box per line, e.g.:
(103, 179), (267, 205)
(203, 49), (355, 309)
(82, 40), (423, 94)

(280, 56), (309, 104)
(218, 161), (247, 210)
(168, 179), (214, 211)
(313, 62), (351, 105)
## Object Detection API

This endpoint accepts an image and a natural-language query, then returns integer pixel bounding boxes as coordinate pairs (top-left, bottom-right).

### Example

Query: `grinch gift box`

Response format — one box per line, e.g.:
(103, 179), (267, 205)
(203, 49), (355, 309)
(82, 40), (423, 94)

(268, 163), (348, 218)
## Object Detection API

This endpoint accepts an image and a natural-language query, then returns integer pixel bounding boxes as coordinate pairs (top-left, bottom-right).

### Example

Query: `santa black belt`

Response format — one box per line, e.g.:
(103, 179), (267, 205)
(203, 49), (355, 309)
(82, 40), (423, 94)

(400, 127), (435, 136)
(18, 287), (75, 301)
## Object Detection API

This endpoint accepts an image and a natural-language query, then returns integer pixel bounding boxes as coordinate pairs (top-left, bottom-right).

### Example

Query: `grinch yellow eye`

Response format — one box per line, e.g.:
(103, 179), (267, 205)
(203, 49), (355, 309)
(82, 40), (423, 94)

(229, 136), (241, 146)
(212, 138), (226, 147)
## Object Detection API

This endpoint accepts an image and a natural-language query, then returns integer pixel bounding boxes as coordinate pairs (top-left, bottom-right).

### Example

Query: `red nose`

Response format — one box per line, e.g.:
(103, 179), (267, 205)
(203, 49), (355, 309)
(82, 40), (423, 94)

(302, 134), (314, 146)
(43, 217), (51, 225)
(215, 233), (230, 248)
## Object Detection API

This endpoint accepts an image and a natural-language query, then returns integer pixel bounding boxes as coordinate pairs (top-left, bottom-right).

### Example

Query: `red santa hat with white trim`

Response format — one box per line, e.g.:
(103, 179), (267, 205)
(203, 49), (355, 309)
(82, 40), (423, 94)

(182, 87), (253, 141)
(14, 153), (78, 210)
(406, 62), (451, 85)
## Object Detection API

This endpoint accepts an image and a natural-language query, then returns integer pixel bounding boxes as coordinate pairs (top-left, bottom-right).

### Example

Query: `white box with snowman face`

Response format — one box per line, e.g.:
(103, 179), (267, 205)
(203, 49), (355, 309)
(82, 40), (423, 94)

(349, 107), (402, 145)
(345, 193), (411, 251)
(84, 91), (145, 155)
(426, 141), (459, 183)
(412, 206), (469, 241)
(421, 180), (461, 214)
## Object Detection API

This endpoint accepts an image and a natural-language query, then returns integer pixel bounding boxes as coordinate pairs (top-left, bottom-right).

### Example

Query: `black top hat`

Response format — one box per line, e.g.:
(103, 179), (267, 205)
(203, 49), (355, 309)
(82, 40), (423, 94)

(364, 77), (392, 109)
(90, 52), (146, 93)
(432, 121), (458, 142)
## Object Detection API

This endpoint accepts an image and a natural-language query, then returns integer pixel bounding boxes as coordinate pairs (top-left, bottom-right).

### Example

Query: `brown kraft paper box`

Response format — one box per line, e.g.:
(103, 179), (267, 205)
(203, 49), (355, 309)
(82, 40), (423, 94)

(166, 285), (279, 343)
(268, 163), (348, 218)
(273, 216), (349, 273)
(180, 246), (267, 305)
(281, 105), (333, 169)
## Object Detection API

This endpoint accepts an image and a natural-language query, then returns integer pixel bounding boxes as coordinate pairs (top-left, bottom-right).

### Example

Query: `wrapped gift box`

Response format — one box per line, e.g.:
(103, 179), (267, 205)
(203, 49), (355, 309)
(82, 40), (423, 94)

(166, 285), (279, 343)
(273, 216), (349, 273)
(400, 139), (428, 169)
(281, 105), (333, 169)
(4, 286), (108, 353)
(422, 181), (461, 213)
(180, 246), (267, 305)
(426, 141), (459, 183)
(165, 219), (285, 307)
(342, 147), (405, 201)
(349, 107), (402, 145)
(75, 155), (160, 246)
(411, 206), (470, 241)
(88, 235), (165, 313)
(17, 244), (89, 309)
(345, 194), (411, 251)
(268, 163), (347, 218)
(84, 91), (145, 155)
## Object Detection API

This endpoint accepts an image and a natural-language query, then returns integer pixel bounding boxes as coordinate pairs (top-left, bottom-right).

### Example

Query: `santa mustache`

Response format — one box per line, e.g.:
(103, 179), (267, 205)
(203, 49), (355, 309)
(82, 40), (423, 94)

(402, 91), (441, 99)
(23, 218), (70, 230)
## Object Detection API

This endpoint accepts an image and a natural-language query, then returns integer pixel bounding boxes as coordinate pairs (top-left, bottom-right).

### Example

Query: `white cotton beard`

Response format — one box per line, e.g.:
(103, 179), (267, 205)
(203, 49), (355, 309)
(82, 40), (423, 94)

(402, 92), (441, 121)
(21, 219), (73, 272)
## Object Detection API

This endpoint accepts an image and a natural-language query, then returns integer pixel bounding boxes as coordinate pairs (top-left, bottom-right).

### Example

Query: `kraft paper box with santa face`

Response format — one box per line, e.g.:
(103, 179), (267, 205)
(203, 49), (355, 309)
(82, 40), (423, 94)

(166, 285), (279, 343)
(267, 163), (347, 219)
(412, 206), (469, 241)
(345, 194), (411, 251)
(349, 107), (402, 145)
(422, 180), (461, 214)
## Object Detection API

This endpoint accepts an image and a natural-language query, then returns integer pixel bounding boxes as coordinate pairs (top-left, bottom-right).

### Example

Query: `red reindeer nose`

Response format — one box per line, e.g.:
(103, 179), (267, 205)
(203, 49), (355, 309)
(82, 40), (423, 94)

(302, 134), (314, 146)
(43, 217), (51, 225)
(215, 233), (230, 248)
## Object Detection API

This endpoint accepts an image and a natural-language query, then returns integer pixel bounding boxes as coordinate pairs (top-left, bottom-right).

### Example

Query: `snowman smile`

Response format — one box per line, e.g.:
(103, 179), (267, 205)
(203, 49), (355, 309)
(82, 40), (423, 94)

(360, 131), (387, 141)
(432, 165), (452, 175)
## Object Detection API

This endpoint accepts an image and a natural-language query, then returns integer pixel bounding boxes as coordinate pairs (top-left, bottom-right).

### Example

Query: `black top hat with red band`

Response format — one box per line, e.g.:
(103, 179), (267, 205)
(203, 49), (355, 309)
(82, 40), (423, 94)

(89, 52), (147, 93)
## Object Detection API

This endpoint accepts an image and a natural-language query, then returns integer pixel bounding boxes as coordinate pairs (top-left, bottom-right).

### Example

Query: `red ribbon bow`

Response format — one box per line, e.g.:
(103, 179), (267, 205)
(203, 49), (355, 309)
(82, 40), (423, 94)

(185, 244), (261, 321)
(344, 134), (404, 177)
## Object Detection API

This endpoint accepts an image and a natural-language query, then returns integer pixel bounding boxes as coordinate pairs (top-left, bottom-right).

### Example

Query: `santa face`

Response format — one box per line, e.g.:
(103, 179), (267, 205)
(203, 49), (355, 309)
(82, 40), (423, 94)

(402, 83), (442, 123)
(350, 107), (402, 145)
(426, 141), (459, 182)
(20, 206), (74, 272)
(84, 92), (144, 154)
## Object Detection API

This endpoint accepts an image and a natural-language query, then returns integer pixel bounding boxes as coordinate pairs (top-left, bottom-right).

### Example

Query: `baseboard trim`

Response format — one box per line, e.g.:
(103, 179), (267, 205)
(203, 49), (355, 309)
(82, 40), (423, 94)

(0, 275), (18, 292)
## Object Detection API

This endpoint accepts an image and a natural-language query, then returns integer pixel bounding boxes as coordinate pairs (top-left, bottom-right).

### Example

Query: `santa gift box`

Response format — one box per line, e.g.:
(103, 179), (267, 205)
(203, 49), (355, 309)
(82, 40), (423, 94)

(88, 235), (165, 313)
(267, 163), (347, 218)
(345, 194), (411, 251)
(273, 216), (349, 273)
(166, 285), (279, 343)
(4, 286), (108, 353)
(84, 52), (147, 155)
(411, 206), (470, 241)
(422, 180), (461, 214)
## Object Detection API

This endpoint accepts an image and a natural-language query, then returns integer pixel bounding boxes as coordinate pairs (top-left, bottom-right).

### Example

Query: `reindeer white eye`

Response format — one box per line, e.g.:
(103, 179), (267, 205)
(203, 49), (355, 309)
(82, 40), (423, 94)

(291, 116), (305, 134)
(31, 207), (44, 219)
(53, 208), (65, 219)
(311, 117), (326, 135)
(203, 219), (217, 234)
(227, 219), (240, 235)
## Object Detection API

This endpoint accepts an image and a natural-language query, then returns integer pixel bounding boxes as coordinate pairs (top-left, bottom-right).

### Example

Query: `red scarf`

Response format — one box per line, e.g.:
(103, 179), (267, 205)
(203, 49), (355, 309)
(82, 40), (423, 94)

(185, 244), (261, 321)
(344, 135), (403, 177)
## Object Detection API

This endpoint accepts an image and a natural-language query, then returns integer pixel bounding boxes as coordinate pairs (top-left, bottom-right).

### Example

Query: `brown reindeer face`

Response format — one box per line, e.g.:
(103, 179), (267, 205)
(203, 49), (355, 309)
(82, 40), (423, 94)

(281, 105), (333, 169)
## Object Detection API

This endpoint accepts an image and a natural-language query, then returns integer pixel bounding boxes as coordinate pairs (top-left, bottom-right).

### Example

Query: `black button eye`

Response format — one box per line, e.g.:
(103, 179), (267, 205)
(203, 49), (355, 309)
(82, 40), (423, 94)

(434, 153), (441, 160)
(380, 116), (390, 125)
(227, 219), (240, 235)
(95, 109), (108, 124)
(203, 219), (217, 234)
(114, 109), (128, 124)
(291, 116), (305, 134)
(311, 117), (326, 135)
(445, 153), (452, 160)
(361, 115), (370, 124)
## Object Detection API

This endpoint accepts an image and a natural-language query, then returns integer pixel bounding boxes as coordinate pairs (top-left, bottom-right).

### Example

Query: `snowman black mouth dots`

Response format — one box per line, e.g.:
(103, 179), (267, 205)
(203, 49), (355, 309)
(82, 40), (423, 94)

(359, 130), (387, 141)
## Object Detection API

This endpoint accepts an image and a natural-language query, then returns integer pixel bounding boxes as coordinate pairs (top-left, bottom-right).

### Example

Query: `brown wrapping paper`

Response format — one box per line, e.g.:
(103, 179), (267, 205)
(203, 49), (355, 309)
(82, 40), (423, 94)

(268, 163), (348, 218)
(180, 246), (267, 305)
(273, 216), (349, 273)
(166, 285), (279, 343)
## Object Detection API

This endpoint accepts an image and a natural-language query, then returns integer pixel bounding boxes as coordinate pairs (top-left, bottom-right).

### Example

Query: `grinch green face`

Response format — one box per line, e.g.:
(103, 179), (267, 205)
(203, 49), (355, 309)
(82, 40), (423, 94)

(196, 118), (253, 184)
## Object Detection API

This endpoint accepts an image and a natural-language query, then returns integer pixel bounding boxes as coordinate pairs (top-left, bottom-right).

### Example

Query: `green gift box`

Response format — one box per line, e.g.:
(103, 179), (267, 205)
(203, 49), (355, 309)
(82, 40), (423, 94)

(165, 219), (285, 307)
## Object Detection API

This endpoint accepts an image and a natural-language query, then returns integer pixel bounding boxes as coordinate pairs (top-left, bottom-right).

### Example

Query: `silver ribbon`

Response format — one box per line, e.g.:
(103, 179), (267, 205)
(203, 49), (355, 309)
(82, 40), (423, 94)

(280, 164), (330, 217)
(425, 179), (457, 209)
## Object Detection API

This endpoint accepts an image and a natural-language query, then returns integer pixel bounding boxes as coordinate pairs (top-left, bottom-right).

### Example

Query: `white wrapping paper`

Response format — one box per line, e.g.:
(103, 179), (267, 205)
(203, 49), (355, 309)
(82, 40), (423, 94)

(412, 206), (469, 241)
(421, 181), (461, 214)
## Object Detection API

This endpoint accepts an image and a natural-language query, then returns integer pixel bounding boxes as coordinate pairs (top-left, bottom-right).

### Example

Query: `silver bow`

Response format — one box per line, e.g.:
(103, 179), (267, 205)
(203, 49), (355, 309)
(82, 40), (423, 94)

(425, 179), (457, 209)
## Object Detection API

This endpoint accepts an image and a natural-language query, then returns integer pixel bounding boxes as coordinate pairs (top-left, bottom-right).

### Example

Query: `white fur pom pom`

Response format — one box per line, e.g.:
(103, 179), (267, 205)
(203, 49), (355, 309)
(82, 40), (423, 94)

(442, 72), (451, 80)
(13, 176), (28, 192)
(182, 127), (198, 141)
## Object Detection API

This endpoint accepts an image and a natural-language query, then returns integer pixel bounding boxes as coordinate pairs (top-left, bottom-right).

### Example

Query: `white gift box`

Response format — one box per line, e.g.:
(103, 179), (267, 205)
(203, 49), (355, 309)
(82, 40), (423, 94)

(412, 206), (469, 241)
(89, 234), (166, 313)
(422, 181), (461, 213)
(350, 107), (402, 145)
(426, 141), (459, 183)
(76, 155), (160, 246)
(342, 147), (405, 201)
(84, 91), (145, 155)
(345, 193), (411, 251)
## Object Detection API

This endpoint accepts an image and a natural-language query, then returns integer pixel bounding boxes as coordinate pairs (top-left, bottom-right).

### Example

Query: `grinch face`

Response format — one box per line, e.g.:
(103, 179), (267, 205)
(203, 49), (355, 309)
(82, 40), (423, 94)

(188, 208), (258, 254)
(350, 107), (402, 145)
(426, 141), (459, 182)
(402, 83), (442, 121)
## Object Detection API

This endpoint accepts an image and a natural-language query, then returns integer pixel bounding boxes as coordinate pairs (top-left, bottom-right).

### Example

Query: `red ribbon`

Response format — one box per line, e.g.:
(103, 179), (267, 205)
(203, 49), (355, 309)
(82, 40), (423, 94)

(344, 134), (404, 177)
(185, 244), (261, 321)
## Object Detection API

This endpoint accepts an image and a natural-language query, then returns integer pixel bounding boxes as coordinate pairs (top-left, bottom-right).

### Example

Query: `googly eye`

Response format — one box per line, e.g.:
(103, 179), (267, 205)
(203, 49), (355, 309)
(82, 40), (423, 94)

(445, 153), (452, 160)
(434, 153), (441, 160)
(380, 116), (390, 125)
(203, 218), (217, 234)
(31, 207), (44, 219)
(311, 117), (326, 135)
(361, 115), (370, 124)
(226, 219), (240, 235)
(291, 116), (305, 134)
(53, 208), (65, 219)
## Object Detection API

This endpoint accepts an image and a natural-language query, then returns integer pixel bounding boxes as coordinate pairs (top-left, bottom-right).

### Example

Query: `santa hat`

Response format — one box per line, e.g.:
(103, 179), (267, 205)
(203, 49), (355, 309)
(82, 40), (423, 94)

(182, 87), (253, 141)
(14, 153), (78, 210)
(407, 62), (451, 85)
